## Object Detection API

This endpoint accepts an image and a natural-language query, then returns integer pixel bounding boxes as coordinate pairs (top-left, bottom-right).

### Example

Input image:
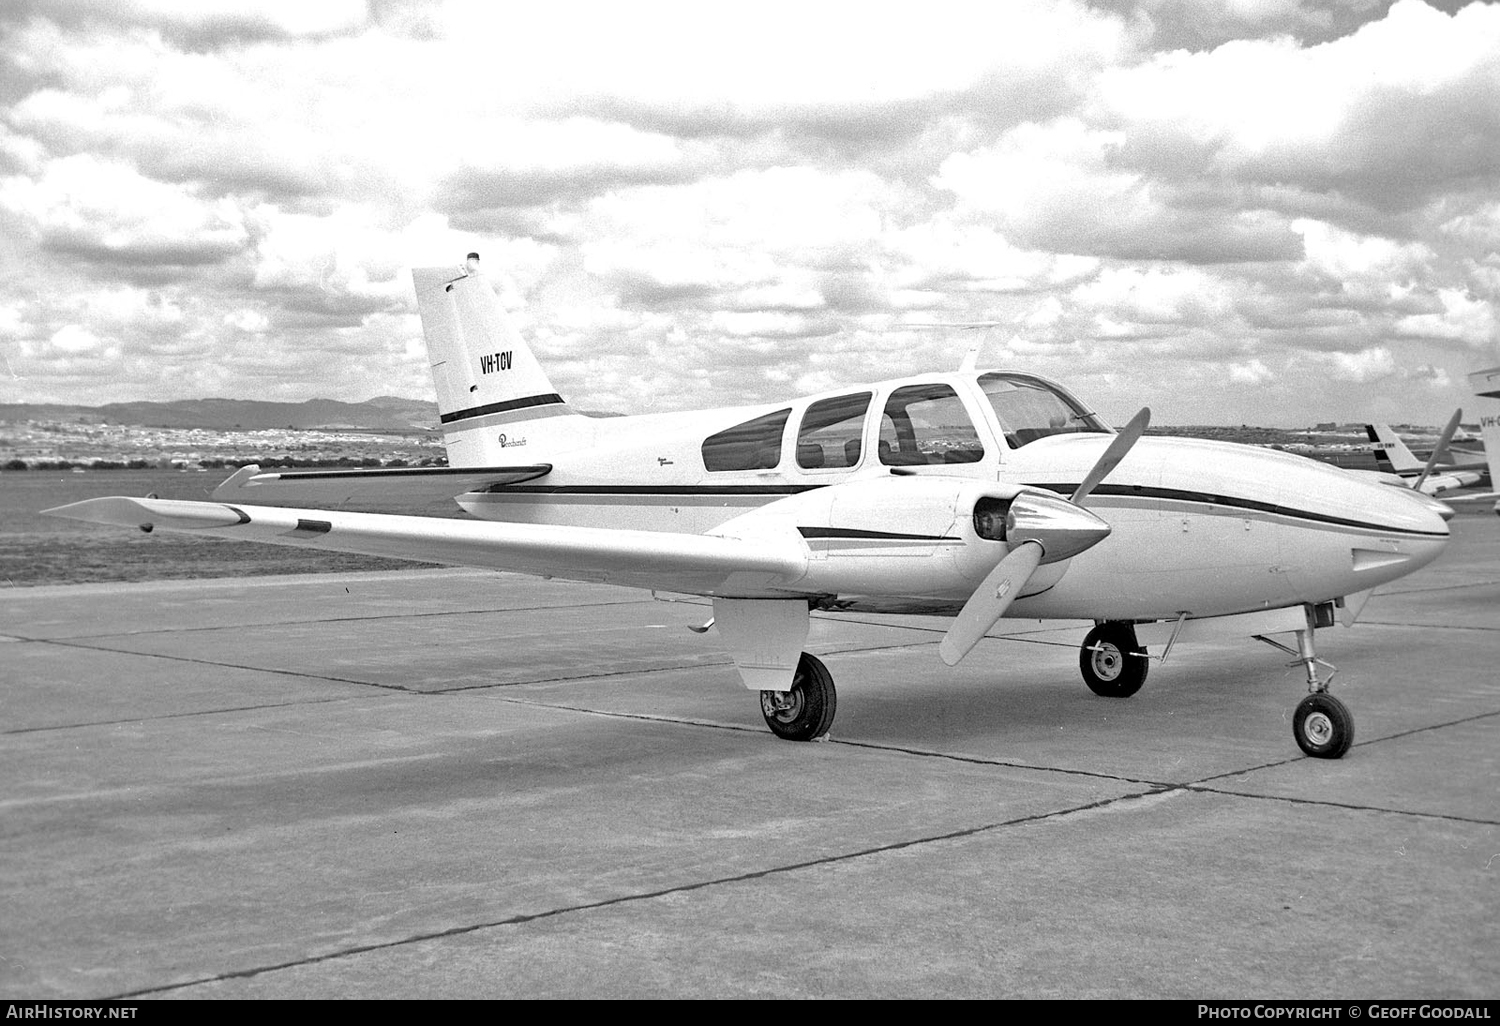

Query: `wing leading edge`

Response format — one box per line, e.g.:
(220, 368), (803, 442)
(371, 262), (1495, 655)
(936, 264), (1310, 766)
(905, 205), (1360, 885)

(43, 495), (808, 597)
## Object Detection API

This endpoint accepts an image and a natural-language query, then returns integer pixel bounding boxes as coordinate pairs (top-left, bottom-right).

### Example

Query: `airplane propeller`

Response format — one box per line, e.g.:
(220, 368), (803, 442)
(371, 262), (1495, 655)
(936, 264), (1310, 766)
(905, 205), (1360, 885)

(1070, 406), (1151, 505)
(938, 406), (1151, 666)
(1412, 408), (1462, 494)
(938, 540), (1045, 666)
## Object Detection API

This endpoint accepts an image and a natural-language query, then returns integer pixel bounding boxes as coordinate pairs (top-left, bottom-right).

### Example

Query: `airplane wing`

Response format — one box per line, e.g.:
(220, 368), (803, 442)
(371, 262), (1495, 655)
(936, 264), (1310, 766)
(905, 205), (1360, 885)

(1439, 490), (1500, 512)
(43, 495), (808, 596)
(1417, 470), (1485, 494)
(210, 462), (553, 507)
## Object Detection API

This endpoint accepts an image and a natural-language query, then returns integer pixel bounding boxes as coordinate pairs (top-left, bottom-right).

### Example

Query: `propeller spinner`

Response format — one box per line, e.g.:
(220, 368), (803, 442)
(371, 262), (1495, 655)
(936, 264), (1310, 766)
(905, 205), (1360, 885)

(938, 407), (1151, 666)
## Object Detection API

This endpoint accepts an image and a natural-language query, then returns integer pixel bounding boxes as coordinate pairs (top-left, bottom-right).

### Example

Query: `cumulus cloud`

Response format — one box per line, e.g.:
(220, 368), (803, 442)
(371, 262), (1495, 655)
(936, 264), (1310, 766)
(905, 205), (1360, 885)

(1228, 358), (1274, 385)
(0, 0), (1495, 424)
(1100, 0), (1500, 212)
(1394, 288), (1500, 348)
(0, 154), (249, 265)
(1323, 346), (1399, 383)
(3, 0), (372, 44)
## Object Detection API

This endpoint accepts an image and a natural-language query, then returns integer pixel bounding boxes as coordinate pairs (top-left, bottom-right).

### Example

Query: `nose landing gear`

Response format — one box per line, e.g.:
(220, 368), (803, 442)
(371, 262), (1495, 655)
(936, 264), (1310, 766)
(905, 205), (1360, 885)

(1257, 602), (1354, 759)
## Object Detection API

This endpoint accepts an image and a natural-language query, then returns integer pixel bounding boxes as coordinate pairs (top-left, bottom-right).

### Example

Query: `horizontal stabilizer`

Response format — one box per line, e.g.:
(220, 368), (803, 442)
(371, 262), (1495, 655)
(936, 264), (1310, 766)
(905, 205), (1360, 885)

(210, 463), (553, 508)
(43, 495), (807, 596)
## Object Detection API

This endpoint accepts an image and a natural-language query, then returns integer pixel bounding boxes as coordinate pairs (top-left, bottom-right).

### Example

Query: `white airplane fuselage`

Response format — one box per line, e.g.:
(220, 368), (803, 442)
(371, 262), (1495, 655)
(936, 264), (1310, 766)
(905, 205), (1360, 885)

(447, 369), (1450, 621)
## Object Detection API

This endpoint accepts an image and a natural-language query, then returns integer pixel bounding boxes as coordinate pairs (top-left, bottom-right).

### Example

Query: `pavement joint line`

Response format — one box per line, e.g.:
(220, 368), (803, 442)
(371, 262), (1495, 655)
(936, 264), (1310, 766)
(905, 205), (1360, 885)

(12, 635), (955, 701)
(1, 696), (363, 736)
(1354, 706), (1500, 745)
(20, 636), (422, 693)
(1378, 579), (1500, 596)
(1357, 620), (1500, 632)
(1181, 784), (1500, 827)
(0, 599), (649, 642)
(827, 734), (1173, 787)
(107, 785), (1169, 999)
(478, 695), (1213, 791)
(495, 697), (1500, 823)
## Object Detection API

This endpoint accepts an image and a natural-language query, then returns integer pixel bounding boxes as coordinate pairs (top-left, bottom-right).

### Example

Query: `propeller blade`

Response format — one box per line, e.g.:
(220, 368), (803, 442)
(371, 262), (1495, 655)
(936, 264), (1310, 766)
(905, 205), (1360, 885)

(1071, 406), (1151, 505)
(938, 540), (1045, 667)
(1413, 408), (1462, 494)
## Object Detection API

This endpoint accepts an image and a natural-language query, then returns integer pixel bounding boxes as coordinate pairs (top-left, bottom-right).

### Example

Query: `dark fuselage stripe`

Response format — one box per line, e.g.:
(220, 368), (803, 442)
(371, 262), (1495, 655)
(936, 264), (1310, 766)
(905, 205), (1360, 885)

(440, 394), (565, 424)
(799, 527), (954, 541)
(264, 465), (553, 482)
(1024, 482), (1449, 538)
(473, 480), (1444, 537)
(486, 484), (822, 496)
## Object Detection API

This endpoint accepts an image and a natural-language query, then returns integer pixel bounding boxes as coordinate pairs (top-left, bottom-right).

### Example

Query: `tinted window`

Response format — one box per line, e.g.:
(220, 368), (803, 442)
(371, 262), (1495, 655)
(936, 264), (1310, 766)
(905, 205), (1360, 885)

(701, 409), (791, 472)
(878, 383), (984, 466)
(796, 392), (871, 469)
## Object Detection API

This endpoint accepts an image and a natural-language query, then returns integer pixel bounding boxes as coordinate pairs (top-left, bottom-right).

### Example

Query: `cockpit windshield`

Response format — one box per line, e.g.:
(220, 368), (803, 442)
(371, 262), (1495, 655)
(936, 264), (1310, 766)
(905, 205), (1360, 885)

(978, 373), (1108, 449)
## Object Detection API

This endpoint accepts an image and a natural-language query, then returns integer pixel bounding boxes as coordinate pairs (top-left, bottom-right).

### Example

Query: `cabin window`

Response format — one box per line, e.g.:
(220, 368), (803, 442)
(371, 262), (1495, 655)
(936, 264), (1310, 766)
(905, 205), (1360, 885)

(796, 392), (872, 469)
(701, 408), (791, 472)
(878, 383), (984, 466)
(978, 373), (1108, 449)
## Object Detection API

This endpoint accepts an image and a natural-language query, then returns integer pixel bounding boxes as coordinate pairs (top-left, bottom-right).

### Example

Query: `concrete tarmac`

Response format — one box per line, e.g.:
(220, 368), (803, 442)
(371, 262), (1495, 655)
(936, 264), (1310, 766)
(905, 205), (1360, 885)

(2, 513), (1497, 999)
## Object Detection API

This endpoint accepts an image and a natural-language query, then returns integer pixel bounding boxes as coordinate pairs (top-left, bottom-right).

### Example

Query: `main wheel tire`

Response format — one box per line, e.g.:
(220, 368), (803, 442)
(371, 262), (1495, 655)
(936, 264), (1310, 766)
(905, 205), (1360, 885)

(1079, 622), (1148, 698)
(760, 652), (837, 742)
(1293, 693), (1354, 759)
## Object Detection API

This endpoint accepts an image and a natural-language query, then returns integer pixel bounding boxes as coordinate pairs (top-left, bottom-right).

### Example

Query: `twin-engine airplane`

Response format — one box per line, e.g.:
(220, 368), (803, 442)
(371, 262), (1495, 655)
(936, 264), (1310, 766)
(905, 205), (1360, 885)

(46, 255), (1455, 759)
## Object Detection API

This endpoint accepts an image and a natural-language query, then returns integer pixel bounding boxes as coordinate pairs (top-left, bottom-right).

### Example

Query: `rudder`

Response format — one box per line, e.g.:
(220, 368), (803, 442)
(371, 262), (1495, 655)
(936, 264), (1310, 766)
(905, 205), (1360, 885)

(1468, 366), (1500, 489)
(1365, 423), (1423, 474)
(412, 254), (589, 466)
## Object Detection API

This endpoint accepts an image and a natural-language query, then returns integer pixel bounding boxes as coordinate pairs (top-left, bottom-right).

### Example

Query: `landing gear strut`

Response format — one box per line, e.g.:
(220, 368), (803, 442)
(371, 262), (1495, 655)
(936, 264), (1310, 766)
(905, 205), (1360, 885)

(1259, 603), (1354, 759)
(1079, 621), (1149, 698)
(760, 652), (837, 742)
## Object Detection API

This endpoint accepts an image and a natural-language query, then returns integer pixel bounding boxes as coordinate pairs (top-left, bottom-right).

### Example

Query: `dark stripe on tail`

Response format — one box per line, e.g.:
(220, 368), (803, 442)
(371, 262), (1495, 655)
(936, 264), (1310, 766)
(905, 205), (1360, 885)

(440, 393), (565, 425)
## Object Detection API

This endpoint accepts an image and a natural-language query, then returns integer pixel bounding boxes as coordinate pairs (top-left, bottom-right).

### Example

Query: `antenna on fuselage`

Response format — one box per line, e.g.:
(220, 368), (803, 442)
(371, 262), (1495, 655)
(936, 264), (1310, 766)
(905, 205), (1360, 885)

(901, 321), (1004, 372)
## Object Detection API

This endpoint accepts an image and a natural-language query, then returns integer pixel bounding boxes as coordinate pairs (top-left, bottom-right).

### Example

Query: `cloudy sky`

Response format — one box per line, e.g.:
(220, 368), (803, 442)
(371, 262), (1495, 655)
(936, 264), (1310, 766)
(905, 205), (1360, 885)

(2, 0), (1498, 427)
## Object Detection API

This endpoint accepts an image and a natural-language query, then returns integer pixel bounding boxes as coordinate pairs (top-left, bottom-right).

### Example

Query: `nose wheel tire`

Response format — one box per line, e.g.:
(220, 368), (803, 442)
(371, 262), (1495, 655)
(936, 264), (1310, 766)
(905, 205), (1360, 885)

(1079, 622), (1149, 698)
(760, 652), (836, 742)
(1293, 692), (1354, 759)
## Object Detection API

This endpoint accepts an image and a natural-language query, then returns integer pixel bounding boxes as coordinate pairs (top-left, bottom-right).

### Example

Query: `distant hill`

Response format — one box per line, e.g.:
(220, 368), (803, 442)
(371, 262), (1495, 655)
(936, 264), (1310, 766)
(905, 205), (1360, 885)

(0, 396), (440, 432)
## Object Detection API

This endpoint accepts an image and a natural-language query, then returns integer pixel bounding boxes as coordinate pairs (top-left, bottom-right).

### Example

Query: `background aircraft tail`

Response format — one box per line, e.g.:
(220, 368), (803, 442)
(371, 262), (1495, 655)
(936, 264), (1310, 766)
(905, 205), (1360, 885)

(412, 255), (592, 466)
(1364, 422), (1424, 475)
(1468, 366), (1500, 491)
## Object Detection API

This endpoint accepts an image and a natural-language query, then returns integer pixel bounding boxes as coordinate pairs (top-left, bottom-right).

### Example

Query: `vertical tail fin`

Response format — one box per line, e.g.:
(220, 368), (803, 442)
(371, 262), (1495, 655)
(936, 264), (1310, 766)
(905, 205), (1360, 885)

(1468, 366), (1500, 492)
(412, 254), (589, 466)
(1365, 423), (1424, 474)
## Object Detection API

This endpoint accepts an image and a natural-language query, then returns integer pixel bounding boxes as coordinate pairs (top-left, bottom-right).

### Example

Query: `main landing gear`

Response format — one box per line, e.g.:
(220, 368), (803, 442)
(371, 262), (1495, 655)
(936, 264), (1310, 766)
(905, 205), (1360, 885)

(760, 652), (837, 742)
(1079, 621), (1149, 698)
(753, 608), (1356, 758)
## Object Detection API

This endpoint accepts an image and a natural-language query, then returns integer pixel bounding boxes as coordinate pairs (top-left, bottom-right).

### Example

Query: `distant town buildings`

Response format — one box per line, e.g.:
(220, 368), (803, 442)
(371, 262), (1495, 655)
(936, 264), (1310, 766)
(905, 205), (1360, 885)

(0, 419), (446, 470)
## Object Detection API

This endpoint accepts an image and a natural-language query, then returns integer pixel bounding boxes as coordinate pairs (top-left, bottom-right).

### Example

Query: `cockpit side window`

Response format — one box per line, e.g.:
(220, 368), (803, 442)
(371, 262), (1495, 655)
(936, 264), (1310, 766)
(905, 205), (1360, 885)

(978, 373), (1107, 449)
(701, 408), (791, 472)
(796, 392), (872, 470)
(878, 383), (984, 466)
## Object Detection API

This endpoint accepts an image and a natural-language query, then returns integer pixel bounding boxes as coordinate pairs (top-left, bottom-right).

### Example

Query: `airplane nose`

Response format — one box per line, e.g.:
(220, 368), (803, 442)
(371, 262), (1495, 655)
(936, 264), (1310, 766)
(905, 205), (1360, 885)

(1371, 480), (1455, 536)
(1408, 491), (1456, 522)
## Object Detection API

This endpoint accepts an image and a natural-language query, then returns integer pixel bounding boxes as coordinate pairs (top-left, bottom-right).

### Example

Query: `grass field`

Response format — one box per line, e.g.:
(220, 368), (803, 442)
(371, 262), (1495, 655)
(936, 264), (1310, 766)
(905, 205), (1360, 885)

(0, 469), (452, 587)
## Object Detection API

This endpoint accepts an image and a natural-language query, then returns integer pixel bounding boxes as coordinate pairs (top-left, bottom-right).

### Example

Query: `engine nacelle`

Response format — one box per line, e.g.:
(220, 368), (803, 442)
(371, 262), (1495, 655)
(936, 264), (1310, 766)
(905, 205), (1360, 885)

(709, 477), (1110, 603)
